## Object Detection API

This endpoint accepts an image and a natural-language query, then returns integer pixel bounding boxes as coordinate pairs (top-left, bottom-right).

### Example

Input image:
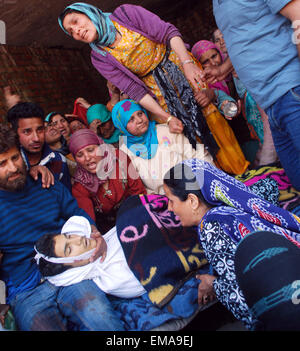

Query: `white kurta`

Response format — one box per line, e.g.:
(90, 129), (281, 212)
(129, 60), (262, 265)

(120, 124), (214, 194)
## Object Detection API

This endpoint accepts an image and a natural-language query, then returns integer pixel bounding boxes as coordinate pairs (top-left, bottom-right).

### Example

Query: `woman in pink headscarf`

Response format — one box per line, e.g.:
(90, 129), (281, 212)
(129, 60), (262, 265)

(189, 40), (250, 174)
(192, 40), (230, 94)
(192, 40), (278, 167)
(69, 129), (146, 234)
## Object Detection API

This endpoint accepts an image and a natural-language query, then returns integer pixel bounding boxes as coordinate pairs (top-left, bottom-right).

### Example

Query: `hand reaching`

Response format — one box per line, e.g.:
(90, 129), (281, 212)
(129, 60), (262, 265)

(203, 66), (229, 85)
(4, 86), (21, 109)
(194, 89), (215, 108)
(196, 273), (216, 305)
(89, 226), (107, 263)
(168, 116), (184, 134)
(182, 61), (206, 91)
(75, 97), (91, 109)
(29, 165), (55, 188)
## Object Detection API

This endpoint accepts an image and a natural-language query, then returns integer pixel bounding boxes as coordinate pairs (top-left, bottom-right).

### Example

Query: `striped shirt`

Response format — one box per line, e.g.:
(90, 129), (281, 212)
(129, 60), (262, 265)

(0, 176), (94, 302)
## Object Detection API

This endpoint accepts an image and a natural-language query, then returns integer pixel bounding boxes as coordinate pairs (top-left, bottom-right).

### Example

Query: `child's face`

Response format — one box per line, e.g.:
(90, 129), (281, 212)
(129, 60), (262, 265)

(54, 234), (97, 258)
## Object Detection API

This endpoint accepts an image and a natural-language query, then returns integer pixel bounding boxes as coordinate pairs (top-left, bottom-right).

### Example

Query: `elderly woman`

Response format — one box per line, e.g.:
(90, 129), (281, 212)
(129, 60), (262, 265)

(69, 129), (146, 233)
(163, 159), (300, 330)
(192, 40), (262, 135)
(192, 40), (278, 167)
(57, 3), (252, 175)
(86, 103), (121, 147)
(112, 99), (214, 195)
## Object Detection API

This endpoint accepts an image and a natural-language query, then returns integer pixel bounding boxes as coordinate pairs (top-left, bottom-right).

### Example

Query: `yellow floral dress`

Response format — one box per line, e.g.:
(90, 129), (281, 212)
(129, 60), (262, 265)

(105, 21), (249, 175)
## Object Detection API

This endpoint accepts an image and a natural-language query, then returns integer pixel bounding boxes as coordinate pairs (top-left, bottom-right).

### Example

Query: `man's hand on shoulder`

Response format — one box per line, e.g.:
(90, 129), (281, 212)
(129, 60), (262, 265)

(29, 165), (55, 188)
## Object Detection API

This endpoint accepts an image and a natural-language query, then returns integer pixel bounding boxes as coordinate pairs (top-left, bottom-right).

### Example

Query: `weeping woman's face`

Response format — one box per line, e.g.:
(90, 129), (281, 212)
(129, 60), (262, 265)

(63, 12), (98, 43)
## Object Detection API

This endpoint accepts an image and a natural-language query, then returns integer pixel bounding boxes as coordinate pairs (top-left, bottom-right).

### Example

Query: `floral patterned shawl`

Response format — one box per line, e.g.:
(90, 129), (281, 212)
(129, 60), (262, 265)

(183, 159), (300, 247)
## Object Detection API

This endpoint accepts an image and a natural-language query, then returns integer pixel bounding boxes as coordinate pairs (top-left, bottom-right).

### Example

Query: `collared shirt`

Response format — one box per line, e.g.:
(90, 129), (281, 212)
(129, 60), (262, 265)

(213, 0), (300, 109)
(21, 143), (71, 191)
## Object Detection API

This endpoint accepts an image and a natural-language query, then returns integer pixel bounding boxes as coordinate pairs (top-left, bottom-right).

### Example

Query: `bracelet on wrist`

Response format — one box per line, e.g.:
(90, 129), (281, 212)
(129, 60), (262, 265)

(182, 59), (194, 66)
(167, 116), (174, 125)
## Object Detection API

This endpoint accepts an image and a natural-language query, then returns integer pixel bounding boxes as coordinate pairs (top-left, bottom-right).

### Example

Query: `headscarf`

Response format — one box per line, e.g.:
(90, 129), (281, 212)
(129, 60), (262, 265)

(183, 159), (300, 246)
(45, 111), (64, 123)
(191, 40), (230, 95)
(69, 129), (116, 194)
(87, 104), (121, 145)
(112, 99), (158, 160)
(73, 98), (88, 125)
(58, 2), (116, 56)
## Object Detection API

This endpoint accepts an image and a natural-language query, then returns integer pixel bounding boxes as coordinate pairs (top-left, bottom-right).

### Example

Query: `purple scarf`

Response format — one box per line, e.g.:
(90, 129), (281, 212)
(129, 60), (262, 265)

(69, 129), (116, 194)
(191, 40), (230, 95)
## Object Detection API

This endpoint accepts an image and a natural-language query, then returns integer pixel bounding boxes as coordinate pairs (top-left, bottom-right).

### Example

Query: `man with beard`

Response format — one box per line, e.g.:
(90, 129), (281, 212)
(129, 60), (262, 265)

(0, 124), (124, 331)
(7, 102), (72, 191)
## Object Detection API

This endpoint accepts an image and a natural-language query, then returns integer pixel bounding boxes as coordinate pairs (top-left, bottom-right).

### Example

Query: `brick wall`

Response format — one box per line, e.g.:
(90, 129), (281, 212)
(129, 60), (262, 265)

(0, 45), (108, 122)
(165, 0), (217, 47)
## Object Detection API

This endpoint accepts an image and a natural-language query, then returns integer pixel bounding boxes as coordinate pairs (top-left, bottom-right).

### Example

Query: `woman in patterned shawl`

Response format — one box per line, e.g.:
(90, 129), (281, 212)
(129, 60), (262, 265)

(163, 159), (300, 330)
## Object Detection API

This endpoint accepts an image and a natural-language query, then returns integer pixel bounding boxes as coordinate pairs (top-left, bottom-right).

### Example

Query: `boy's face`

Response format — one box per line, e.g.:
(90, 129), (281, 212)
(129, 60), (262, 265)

(17, 117), (45, 154)
(54, 234), (97, 259)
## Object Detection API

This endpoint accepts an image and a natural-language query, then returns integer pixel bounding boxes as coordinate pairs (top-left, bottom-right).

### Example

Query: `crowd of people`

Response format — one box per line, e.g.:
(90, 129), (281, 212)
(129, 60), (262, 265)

(0, 1), (300, 332)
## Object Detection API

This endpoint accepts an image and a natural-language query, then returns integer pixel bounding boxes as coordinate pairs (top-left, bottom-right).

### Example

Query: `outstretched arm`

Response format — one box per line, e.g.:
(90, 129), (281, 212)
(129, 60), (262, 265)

(169, 36), (205, 91)
(203, 57), (234, 85)
(139, 93), (184, 134)
(3, 86), (21, 110)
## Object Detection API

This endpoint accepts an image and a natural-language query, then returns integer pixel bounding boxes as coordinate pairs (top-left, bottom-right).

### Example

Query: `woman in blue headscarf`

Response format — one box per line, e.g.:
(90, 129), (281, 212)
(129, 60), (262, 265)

(163, 159), (300, 330)
(111, 99), (214, 195)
